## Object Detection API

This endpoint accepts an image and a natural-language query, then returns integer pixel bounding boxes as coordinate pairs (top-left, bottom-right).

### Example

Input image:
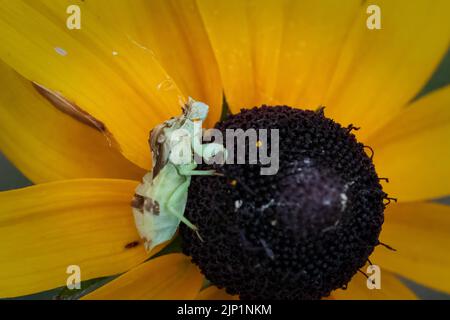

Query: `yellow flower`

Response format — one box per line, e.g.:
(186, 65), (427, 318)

(0, 0), (449, 300)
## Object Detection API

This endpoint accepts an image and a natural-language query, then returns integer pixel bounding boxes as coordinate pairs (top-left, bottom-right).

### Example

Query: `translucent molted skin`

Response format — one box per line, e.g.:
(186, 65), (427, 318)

(181, 106), (385, 300)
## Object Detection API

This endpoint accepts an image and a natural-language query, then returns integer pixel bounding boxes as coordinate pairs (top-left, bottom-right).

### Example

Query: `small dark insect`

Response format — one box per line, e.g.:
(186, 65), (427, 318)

(125, 241), (140, 249)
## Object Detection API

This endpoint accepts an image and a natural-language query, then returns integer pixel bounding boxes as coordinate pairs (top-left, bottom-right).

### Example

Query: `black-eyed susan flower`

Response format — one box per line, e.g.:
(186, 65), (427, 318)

(0, 0), (449, 300)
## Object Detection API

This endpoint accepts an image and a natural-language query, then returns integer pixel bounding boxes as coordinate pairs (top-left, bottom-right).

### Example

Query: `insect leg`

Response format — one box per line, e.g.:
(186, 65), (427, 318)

(178, 167), (216, 176)
(167, 206), (204, 242)
(167, 206), (196, 229)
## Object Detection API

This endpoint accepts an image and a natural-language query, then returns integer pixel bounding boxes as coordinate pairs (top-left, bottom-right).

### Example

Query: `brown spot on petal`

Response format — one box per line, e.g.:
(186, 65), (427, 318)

(125, 241), (140, 249)
(33, 82), (122, 150)
(33, 82), (105, 132)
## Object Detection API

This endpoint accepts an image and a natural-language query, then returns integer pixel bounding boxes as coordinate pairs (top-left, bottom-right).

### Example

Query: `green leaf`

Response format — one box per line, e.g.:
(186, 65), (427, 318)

(54, 276), (114, 300)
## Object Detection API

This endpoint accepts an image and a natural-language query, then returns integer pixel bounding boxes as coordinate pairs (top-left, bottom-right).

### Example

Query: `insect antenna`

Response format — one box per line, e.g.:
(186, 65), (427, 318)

(377, 240), (397, 252)
(195, 229), (205, 242)
(315, 105), (326, 115)
(358, 269), (369, 279)
(363, 145), (375, 160)
(346, 124), (361, 134)
(358, 269), (376, 285)
(383, 196), (398, 207)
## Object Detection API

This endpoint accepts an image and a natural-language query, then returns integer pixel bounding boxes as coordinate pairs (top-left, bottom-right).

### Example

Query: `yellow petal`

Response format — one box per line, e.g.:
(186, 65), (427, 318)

(331, 270), (417, 300)
(197, 0), (361, 111)
(0, 0), (187, 169)
(196, 286), (238, 300)
(108, 0), (223, 127)
(368, 86), (450, 202)
(0, 60), (145, 183)
(0, 179), (149, 298)
(371, 202), (450, 294)
(83, 254), (203, 300)
(324, 0), (450, 139)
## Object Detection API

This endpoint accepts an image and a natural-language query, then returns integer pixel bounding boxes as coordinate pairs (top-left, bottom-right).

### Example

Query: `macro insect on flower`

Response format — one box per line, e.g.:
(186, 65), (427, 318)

(0, 0), (449, 300)
(132, 98), (225, 251)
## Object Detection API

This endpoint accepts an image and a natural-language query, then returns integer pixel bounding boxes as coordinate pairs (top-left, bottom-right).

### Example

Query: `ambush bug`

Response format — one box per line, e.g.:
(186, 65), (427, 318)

(131, 98), (225, 251)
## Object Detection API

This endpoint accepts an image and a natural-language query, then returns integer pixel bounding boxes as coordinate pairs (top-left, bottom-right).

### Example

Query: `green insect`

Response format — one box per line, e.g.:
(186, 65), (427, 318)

(131, 98), (225, 251)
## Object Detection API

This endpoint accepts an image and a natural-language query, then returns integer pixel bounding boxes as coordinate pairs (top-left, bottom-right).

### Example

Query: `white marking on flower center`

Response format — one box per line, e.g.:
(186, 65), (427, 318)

(235, 200), (243, 210)
(340, 182), (352, 212)
(340, 193), (348, 211)
(260, 199), (275, 212)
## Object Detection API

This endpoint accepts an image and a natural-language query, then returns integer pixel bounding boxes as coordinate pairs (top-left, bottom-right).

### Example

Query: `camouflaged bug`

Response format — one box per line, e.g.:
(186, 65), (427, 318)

(132, 98), (225, 251)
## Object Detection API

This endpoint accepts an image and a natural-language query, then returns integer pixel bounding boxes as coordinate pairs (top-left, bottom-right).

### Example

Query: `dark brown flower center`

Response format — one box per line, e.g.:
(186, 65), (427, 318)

(181, 106), (385, 300)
